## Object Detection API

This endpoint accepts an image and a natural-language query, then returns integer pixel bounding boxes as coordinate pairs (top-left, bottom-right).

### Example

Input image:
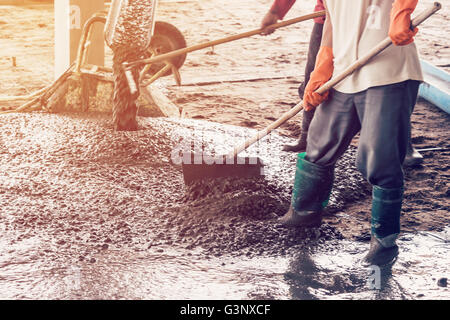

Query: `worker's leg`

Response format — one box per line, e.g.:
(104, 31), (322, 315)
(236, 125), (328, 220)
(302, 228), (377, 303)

(354, 82), (411, 189)
(283, 22), (324, 153)
(280, 90), (361, 227)
(354, 80), (420, 266)
(403, 82), (423, 167)
(298, 23), (324, 98)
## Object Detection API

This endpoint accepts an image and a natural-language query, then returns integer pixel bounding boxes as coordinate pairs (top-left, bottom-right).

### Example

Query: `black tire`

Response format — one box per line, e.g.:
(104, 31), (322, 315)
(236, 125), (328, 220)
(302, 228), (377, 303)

(145, 21), (187, 77)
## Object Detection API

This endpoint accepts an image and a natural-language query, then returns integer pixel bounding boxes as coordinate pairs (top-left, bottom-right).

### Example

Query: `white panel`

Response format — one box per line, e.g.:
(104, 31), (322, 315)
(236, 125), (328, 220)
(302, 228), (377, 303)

(54, 0), (70, 79)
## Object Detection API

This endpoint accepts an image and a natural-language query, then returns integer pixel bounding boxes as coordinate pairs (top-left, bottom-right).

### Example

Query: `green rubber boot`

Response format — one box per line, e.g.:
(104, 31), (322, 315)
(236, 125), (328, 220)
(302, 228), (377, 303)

(279, 153), (334, 227)
(362, 186), (403, 267)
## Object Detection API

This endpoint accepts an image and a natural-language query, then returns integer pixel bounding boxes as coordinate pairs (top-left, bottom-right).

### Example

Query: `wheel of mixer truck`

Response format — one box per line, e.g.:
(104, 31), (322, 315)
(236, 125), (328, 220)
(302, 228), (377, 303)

(145, 21), (187, 77)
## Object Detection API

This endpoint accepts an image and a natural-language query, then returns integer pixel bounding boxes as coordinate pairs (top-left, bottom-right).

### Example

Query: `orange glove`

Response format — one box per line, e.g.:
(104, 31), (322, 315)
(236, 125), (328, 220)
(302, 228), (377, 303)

(303, 46), (333, 111)
(389, 0), (418, 46)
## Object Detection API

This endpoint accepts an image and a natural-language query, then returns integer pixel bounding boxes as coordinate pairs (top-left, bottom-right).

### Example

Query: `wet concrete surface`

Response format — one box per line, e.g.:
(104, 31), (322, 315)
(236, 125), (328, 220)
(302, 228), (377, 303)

(0, 112), (448, 299)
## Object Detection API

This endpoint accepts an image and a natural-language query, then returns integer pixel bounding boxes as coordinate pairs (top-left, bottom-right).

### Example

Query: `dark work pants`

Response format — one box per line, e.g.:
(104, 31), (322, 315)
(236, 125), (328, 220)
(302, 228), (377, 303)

(298, 23), (324, 97)
(305, 80), (420, 189)
(298, 23), (324, 139)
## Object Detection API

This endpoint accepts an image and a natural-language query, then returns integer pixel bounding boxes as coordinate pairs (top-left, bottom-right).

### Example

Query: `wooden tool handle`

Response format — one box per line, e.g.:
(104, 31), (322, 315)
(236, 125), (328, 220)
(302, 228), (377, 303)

(124, 11), (325, 69)
(230, 2), (442, 158)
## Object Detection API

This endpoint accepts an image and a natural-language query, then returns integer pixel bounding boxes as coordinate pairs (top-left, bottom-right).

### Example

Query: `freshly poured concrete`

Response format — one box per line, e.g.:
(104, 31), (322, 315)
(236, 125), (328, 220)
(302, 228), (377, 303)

(0, 113), (448, 299)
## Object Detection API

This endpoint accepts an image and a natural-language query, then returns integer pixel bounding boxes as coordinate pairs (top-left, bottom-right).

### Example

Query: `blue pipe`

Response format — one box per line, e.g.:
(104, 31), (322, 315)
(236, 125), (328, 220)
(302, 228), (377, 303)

(418, 60), (450, 114)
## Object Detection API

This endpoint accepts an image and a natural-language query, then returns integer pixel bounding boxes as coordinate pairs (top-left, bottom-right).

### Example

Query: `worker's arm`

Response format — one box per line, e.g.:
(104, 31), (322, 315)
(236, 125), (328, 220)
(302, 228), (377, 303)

(318, 5), (332, 48)
(389, 0), (418, 46)
(260, 0), (296, 35)
(270, 0), (297, 19)
(303, 3), (333, 111)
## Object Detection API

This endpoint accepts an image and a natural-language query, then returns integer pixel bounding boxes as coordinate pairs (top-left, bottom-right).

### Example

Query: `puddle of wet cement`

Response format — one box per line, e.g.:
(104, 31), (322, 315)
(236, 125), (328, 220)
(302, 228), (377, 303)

(0, 113), (448, 299)
(287, 227), (449, 300)
(1, 226), (447, 299)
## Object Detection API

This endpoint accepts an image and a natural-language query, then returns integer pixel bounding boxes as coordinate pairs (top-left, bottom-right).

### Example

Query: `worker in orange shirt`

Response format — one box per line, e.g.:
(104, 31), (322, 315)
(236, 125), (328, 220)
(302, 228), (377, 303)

(261, 0), (325, 154)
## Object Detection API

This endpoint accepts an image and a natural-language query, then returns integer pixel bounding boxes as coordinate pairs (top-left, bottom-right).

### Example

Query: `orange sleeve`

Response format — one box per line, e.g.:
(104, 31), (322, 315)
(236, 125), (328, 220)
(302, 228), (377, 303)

(270, 0), (296, 19)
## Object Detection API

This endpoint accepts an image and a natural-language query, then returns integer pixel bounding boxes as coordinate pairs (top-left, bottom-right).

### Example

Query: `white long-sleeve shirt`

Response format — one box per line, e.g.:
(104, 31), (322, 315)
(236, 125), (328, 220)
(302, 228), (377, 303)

(325, 0), (423, 94)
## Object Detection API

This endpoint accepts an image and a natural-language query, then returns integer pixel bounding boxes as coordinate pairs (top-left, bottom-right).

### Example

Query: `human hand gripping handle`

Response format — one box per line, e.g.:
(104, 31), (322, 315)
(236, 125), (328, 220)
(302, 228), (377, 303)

(389, 0), (419, 46)
(260, 11), (280, 35)
(303, 46), (334, 111)
(261, 0), (296, 35)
